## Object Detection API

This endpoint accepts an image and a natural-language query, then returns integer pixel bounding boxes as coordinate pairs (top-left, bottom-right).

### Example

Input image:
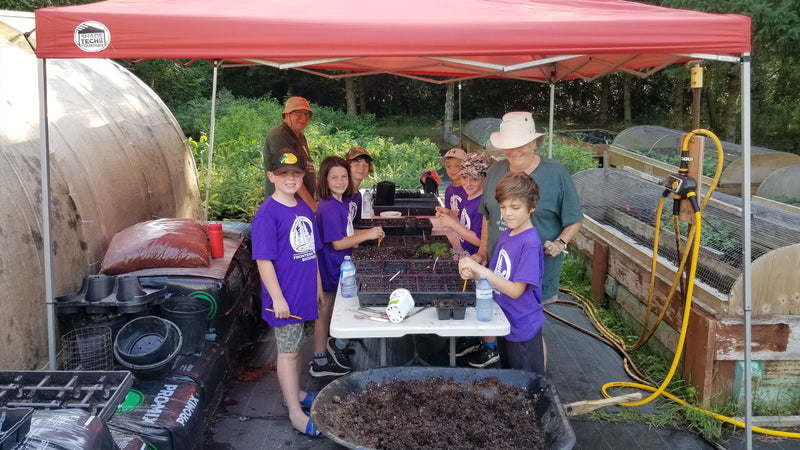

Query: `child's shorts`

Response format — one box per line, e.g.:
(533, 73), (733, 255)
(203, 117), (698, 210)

(274, 320), (315, 354)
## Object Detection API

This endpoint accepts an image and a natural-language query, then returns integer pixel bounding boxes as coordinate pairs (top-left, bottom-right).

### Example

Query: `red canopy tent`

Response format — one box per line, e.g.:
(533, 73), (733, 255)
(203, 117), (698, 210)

(33, 0), (757, 441)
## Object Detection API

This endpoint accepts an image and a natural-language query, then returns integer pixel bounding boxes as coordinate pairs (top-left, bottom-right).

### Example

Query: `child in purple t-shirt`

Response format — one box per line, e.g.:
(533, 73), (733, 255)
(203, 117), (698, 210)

(252, 148), (323, 437)
(435, 148), (467, 218)
(346, 146), (373, 222)
(435, 152), (491, 255)
(458, 172), (545, 374)
(311, 156), (385, 378)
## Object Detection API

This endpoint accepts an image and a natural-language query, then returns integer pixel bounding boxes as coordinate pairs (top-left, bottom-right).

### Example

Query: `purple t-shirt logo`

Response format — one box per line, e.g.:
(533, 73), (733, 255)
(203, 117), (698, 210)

(291, 216), (317, 261)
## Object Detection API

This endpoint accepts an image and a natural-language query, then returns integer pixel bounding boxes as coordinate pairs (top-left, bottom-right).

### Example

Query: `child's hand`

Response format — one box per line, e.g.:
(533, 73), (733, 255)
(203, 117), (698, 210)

(435, 210), (458, 230)
(369, 227), (385, 241)
(271, 298), (291, 319)
(458, 257), (482, 280)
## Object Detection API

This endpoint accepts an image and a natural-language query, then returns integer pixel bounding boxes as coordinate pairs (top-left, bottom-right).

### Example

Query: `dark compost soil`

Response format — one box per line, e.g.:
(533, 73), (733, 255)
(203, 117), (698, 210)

(318, 376), (545, 450)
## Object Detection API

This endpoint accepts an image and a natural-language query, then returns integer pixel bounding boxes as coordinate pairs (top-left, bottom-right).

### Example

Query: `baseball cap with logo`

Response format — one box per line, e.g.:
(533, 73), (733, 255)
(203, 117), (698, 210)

(270, 148), (305, 174)
(346, 146), (372, 162)
(489, 111), (545, 149)
(282, 97), (314, 118)
(440, 148), (467, 163)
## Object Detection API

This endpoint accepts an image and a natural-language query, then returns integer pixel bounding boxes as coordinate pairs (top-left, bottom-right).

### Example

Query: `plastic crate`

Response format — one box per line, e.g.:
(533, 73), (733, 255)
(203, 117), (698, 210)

(0, 407), (33, 450)
(0, 371), (132, 422)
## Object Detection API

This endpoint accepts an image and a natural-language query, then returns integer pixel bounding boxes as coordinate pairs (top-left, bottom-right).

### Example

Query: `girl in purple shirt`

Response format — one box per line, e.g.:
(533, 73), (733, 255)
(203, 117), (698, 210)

(311, 156), (384, 377)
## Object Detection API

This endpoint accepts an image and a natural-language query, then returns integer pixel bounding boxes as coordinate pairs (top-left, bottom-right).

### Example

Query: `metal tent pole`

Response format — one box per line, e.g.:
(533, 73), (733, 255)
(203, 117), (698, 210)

(203, 61), (220, 221)
(548, 83), (555, 158)
(740, 53), (753, 450)
(38, 58), (57, 370)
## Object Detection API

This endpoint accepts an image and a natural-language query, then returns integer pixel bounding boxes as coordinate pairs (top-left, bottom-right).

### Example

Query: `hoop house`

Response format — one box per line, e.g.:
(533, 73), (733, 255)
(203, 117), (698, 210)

(605, 125), (800, 197)
(573, 168), (800, 406)
(756, 164), (800, 208)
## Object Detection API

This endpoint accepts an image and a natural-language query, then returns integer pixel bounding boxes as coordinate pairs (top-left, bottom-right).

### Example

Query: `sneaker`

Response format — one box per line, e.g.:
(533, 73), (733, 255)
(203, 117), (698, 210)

(468, 343), (500, 368)
(326, 337), (352, 369)
(309, 358), (350, 377)
(455, 337), (481, 357)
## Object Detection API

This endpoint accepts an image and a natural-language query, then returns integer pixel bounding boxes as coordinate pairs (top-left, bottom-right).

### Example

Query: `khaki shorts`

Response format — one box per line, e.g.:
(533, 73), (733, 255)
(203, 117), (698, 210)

(274, 321), (314, 354)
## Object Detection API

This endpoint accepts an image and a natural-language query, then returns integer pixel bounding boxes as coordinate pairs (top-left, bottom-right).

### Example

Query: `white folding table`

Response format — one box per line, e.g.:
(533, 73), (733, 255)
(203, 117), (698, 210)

(330, 291), (510, 367)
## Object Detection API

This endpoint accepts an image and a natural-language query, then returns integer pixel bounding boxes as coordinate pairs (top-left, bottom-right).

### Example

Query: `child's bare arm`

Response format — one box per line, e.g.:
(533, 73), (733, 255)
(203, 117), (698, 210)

(458, 257), (526, 298)
(331, 227), (385, 250)
(257, 259), (291, 318)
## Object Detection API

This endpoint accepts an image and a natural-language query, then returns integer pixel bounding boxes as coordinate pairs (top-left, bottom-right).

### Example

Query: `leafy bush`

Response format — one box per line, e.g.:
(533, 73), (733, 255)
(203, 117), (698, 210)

(185, 94), (441, 220)
(549, 140), (600, 174)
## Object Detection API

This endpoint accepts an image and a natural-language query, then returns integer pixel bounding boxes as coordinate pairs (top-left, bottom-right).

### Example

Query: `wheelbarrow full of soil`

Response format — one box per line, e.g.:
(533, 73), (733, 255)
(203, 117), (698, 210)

(310, 366), (575, 450)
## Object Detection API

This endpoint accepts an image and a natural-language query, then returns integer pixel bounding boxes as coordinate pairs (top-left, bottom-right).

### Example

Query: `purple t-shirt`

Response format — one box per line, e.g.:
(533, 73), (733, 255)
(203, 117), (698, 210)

(458, 194), (483, 255)
(252, 197), (321, 326)
(444, 184), (467, 214)
(349, 191), (362, 222)
(489, 227), (544, 342)
(316, 196), (354, 293)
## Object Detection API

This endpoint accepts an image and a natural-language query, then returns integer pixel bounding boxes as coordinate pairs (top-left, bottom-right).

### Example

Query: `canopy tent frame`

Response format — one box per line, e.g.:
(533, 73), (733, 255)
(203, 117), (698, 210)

(32, 0), (754, 445)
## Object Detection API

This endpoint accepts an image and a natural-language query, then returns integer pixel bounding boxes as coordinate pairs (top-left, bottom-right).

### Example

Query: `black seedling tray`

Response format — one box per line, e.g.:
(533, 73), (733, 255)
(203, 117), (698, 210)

(0, 407), (33, 450)
(355, 217), (433, 236)
(357, 272), (475, 307)
(55, 274), (166, 315)
(0, 371), (133, 422)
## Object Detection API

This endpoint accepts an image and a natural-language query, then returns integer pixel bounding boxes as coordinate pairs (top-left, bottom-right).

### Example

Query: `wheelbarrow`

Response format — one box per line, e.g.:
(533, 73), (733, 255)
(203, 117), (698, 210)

(309, 366), (577, 450)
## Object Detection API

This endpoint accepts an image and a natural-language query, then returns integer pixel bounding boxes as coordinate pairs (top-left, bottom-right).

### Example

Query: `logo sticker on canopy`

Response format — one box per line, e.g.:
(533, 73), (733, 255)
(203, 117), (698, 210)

(74, 21), (110, 52)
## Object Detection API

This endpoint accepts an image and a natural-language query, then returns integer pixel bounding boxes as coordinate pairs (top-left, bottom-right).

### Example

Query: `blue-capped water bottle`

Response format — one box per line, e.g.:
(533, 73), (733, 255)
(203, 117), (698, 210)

(476, 274), (493, 322)
(340, 256), (357, 298)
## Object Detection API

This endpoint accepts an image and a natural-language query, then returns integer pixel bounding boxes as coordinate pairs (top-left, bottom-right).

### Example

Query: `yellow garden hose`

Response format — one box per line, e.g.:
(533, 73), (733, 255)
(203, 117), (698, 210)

(591, 129), (800, 438)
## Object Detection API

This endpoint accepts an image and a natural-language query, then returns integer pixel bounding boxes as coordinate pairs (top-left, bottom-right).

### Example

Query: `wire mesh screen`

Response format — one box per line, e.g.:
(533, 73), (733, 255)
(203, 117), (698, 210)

(611, 125), (774, 177)
(574, 168), (800, 295)
(61, 326), (113, 371)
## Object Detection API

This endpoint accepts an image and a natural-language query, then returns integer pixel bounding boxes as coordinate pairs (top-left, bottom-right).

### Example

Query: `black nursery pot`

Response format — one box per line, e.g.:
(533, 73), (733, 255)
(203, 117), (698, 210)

(436, 305), (452, 320)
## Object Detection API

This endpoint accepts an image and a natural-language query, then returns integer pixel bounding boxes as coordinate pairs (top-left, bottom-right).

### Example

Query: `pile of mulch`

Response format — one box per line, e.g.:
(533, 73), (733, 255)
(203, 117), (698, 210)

(317, 376), (546, 450)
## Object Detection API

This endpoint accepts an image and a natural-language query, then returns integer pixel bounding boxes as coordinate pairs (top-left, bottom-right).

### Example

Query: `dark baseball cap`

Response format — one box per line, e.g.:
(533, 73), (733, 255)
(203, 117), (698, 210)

(270, 148), (305, 174)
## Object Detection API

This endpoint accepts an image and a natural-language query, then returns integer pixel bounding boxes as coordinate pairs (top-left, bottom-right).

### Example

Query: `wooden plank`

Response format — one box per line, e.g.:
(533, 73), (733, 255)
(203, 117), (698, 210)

(728, 244), (800, 316)
(684, 307), (717, 403)
(590, 240), (608, 301)
(714, 316), (800, 360)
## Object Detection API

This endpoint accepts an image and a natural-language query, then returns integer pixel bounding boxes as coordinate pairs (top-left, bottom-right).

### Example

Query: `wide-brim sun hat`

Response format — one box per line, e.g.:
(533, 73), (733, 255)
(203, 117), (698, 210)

(459, 152), (492, 179)
(489, 111), (545, 149)
(440, 147), (466, 163)
(282, 96), (313, 118)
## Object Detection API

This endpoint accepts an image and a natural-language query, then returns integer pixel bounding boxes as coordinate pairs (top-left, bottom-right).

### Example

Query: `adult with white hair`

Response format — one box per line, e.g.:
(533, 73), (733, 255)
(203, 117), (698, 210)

(473, 111), (583, 306)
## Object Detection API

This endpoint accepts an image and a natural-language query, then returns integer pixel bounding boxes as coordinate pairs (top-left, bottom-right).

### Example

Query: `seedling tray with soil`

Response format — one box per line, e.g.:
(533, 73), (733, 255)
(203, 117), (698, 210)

(352, 235), (451, 261)
(310, 366), (575, 450)
(355, 217), (434, 236)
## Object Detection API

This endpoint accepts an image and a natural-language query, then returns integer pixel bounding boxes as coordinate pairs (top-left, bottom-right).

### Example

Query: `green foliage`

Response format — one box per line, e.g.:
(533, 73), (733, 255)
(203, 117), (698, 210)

(184, 94), (441, 220)
(549, 140), (600, 174)
(560, 253), (592, 299)
(415, 242), (451, 259)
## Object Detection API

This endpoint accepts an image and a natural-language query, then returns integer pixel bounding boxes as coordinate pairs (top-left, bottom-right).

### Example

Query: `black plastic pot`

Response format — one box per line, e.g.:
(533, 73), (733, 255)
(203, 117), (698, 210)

(113, 316), (182, 378)
(161, 296), (211, 355)
(310, 366), (576, 450)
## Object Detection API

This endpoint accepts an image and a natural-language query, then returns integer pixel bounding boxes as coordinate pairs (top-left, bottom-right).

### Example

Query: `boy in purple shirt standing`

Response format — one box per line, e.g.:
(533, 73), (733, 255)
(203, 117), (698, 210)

(458, 172), (545, 374)
(252, 148), (323, 437)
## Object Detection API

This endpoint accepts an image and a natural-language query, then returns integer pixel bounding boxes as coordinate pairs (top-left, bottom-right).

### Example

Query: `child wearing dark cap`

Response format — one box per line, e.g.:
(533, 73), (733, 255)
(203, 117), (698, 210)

(252, 148), (323, 437)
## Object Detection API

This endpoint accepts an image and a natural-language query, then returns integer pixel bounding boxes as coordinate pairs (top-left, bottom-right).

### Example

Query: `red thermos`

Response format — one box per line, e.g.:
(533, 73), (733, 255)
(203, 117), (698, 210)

(208, 223), (224, 258)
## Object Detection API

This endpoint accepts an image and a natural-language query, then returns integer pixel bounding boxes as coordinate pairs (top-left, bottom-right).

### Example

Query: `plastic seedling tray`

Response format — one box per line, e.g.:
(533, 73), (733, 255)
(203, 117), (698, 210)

(0, 371), (133, 422)
(55, 274), (166, 315)
(0, 407), (33, 450)
(355, 217), (434, 236)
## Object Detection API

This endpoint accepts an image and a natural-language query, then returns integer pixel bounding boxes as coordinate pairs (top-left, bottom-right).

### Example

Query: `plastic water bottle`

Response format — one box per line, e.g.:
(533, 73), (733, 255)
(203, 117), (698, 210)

(340, 256), (357, 298)
(476, 274), (493, 322)
(362, 190), (373, 218)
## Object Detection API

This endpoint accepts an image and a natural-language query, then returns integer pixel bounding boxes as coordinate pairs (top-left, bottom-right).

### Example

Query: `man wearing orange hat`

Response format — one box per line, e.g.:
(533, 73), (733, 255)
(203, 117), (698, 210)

(263, 97), (318, 212)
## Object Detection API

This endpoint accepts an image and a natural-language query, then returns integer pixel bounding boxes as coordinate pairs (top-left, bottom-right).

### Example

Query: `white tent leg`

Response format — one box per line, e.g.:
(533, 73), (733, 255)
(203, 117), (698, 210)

(204, 61), (220, 221)
(740, 53), (753, 450)
(38, 58), (57, 370)
(547, 83), (555, 158)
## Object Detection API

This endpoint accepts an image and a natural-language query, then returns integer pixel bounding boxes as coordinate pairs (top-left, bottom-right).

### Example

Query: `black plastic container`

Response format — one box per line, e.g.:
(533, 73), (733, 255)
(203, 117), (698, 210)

(55, 274), (166, 315)
(161, 296), (211, 354)
(354, 217), (434, 236)
(114, 316), (183, 379)
(374, 181), (396, 206)
(311, 367), (576, 450)
(0, 407), (33, 450)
